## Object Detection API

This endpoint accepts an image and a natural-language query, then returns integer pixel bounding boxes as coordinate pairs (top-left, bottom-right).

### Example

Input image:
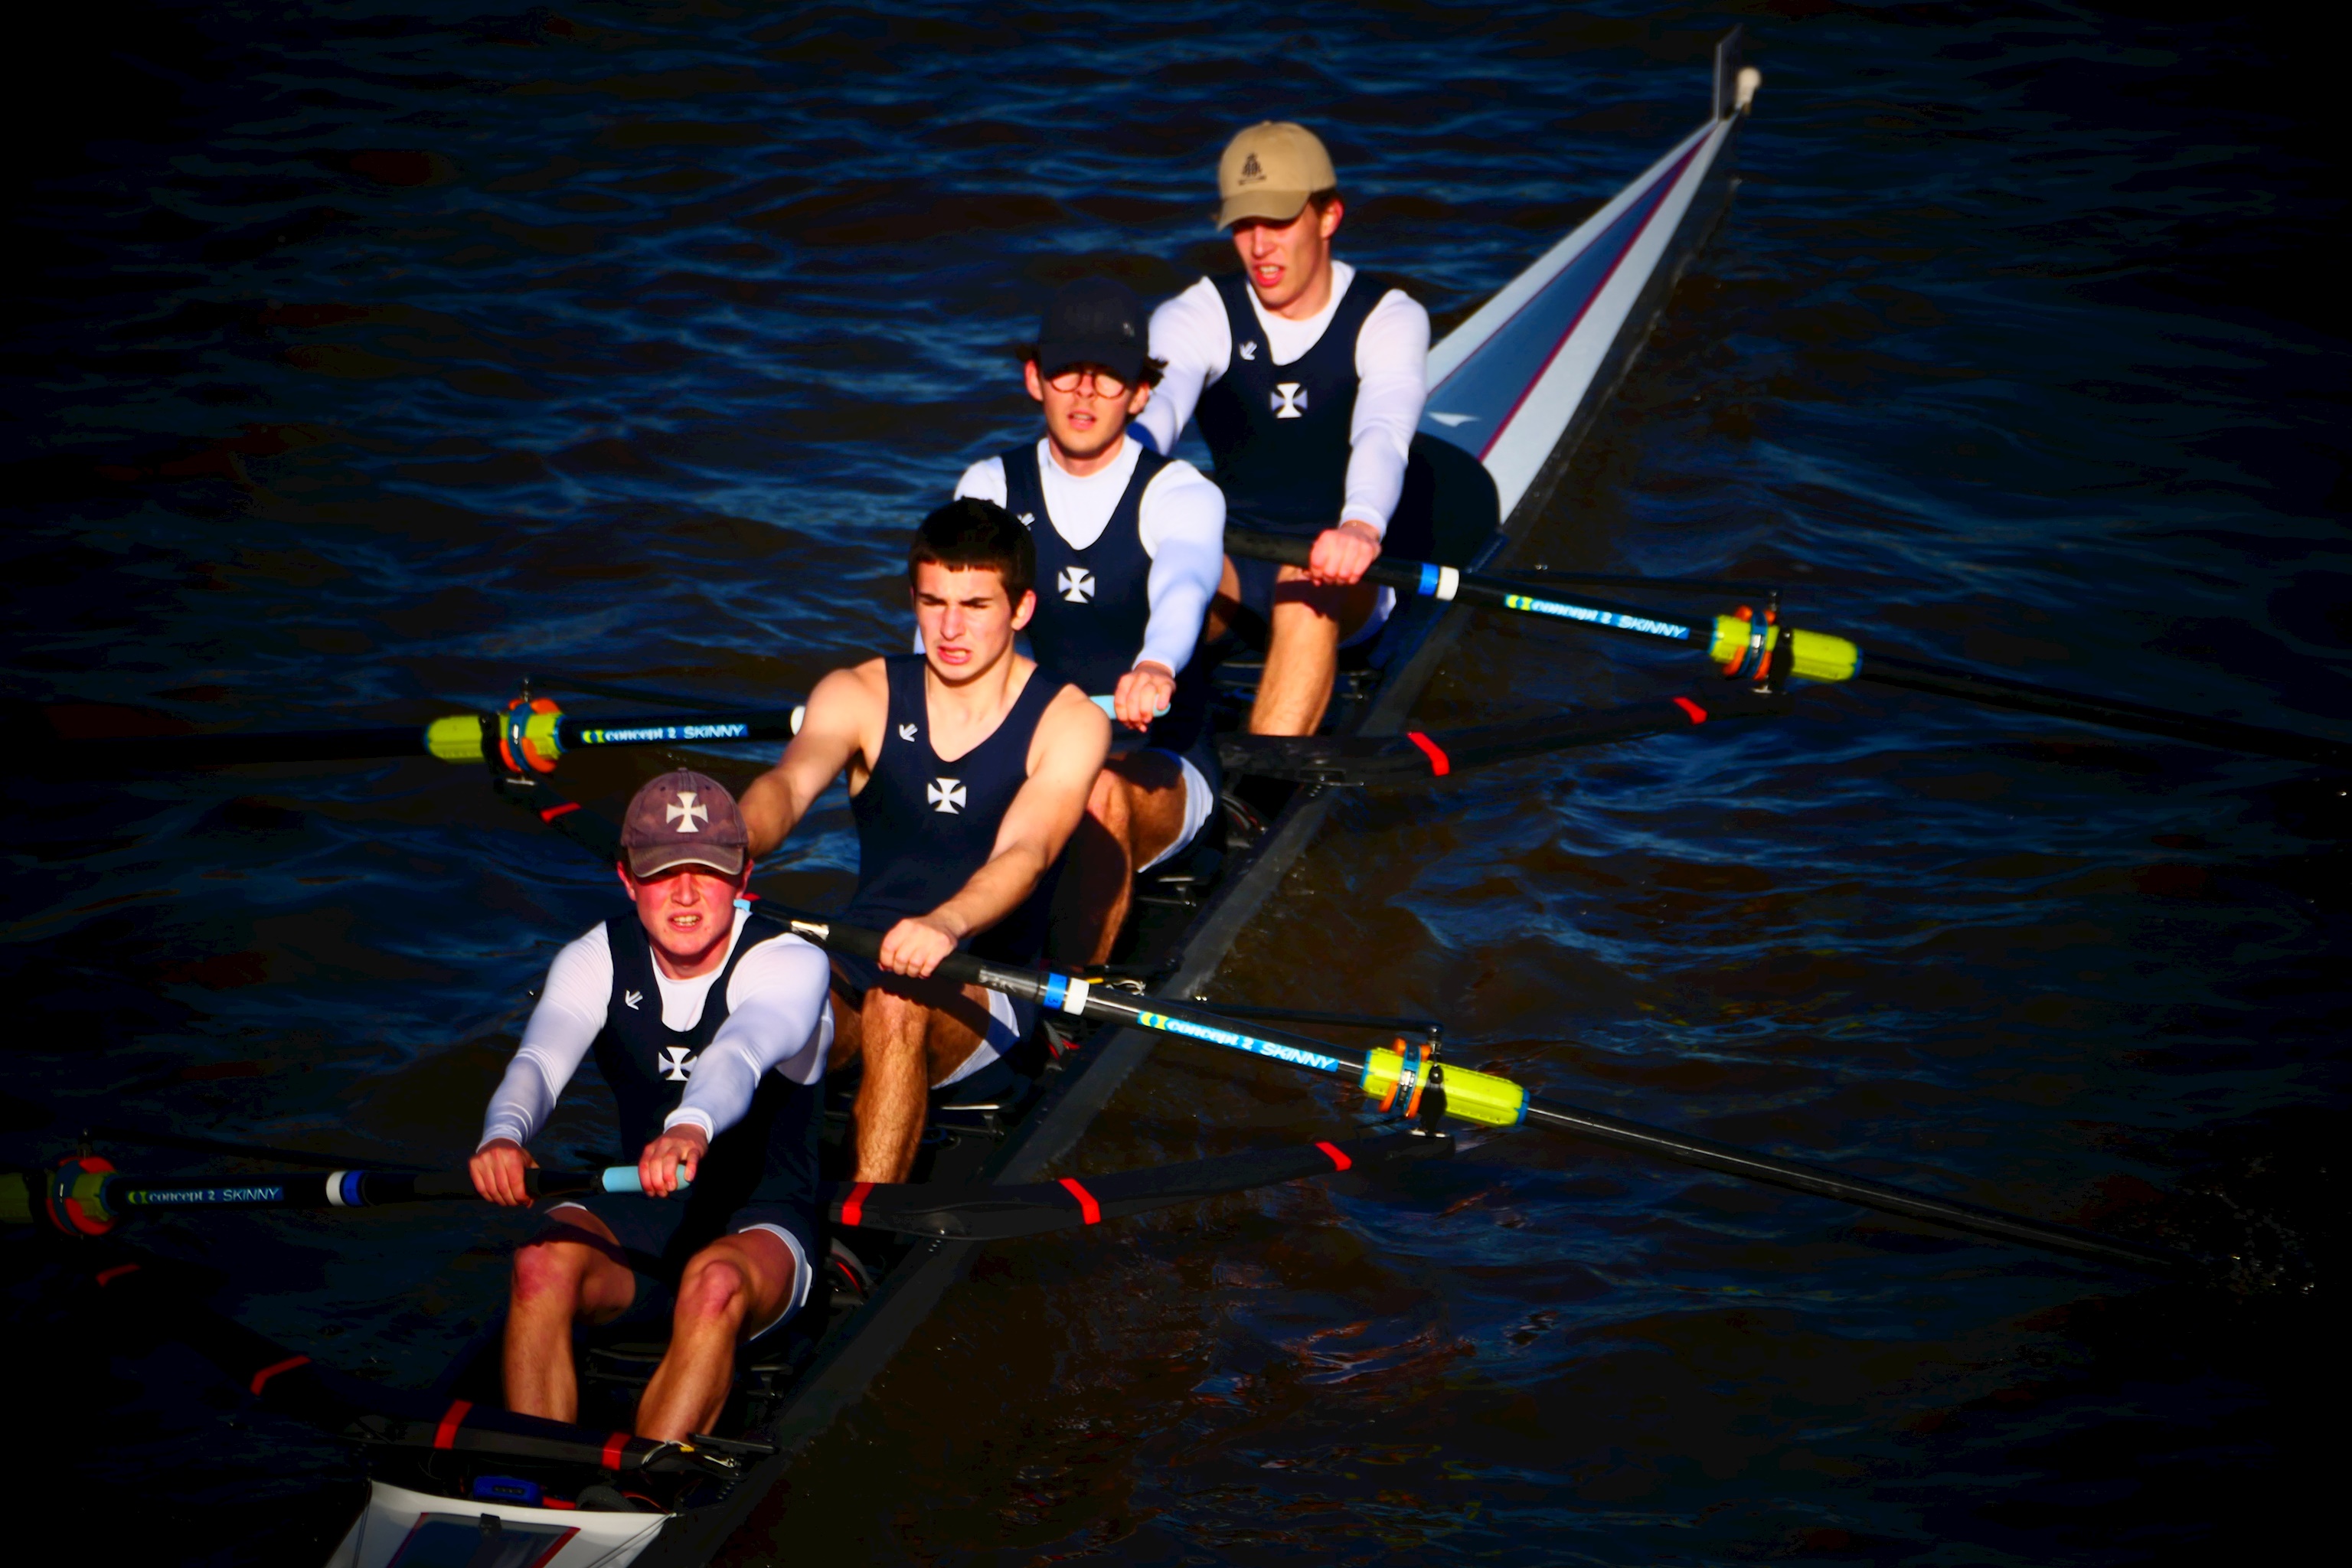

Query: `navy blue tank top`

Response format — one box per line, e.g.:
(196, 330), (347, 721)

(999, 442), (1215, 772)
(1192, 270), (1393, 537)
(844, 653), (1066, 962)
(590, 916), (819, 1214)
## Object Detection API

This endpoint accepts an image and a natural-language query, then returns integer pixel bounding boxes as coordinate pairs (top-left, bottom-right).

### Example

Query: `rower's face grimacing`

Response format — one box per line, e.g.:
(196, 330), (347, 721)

(911, 560), (1034, 681)
(619, 863), (744, 971)
(1230, 197), (1342, 317)
(1024, 361), (1152, 466)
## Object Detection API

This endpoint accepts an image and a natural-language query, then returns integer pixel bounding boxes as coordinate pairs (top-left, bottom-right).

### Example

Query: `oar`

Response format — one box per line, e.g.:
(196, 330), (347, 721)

(52, 695), (805, 773)
(1, 1161), (667, 1234)
(1227, 531), (2352, 769)
(773, 910), (2200, 1276)
(1220, 689), (1788, 784)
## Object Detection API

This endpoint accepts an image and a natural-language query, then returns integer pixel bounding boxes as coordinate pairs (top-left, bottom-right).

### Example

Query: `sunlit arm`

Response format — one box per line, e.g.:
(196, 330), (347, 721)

(740, 663), (881, 856)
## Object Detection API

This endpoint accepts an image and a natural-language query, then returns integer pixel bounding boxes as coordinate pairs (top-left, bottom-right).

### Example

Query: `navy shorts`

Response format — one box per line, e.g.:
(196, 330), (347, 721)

(545, 1187), (815, 1341)
(1227, 553), (1393, 648)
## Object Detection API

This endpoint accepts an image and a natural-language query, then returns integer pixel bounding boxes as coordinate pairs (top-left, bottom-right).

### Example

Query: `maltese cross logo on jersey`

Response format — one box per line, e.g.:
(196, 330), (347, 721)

(928, 777), (966, 814)
(1057, 566), (1095, 603)
(897, 723), (918, 742)
(658, 1046), (695, 1082)
(1272, 383), (1307, 419)
(1238, 341), (1259, 361)
(1018, 511), (1036, 526)
(665, 792), (707, 833)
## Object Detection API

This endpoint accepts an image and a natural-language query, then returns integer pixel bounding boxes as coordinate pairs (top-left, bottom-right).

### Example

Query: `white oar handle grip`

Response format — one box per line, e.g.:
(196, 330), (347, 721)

(598, 1165), (692, 1195)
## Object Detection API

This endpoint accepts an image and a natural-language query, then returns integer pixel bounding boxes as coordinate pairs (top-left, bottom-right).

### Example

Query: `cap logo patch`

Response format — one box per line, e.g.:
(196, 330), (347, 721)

(1057, 566), (1095, 603)
(928, 777), (967, 814)
(665, 792), (708, 832)
(1239, 152), (1263, 185)
(1272, 382), (1308, 419)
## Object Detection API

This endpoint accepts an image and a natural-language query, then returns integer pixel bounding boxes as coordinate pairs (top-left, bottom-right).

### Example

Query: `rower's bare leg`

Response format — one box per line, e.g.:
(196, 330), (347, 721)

(1250, 566), (1377, 736)
(1052, 752), (1189, 966)
(1205, 555), (1244, 644)
(504, 1210), (635, 1423)
(828, 980), (998, 1183)
(635, 1230), (795, 1442)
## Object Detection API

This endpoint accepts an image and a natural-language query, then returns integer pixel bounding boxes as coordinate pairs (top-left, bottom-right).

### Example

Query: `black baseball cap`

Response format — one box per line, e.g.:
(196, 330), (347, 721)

(618, 769), (748, 878)
(1034, 278), (1147, 384)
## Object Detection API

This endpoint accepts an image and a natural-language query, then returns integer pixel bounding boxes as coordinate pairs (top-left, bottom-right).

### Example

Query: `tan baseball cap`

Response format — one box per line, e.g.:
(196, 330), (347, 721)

(1215, 121), (1337, 229)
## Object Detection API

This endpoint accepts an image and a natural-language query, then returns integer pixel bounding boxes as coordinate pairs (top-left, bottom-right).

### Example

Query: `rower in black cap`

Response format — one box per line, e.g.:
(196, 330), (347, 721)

(952, 277), (1227, 965)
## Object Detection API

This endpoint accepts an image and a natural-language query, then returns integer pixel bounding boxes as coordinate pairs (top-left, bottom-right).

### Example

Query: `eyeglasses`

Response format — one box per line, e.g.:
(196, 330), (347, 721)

(1044, 364), (1131, 397)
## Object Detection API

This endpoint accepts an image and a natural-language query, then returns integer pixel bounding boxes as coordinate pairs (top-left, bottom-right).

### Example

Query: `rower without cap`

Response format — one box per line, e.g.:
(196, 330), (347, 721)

(740, 500), (1109, 1183)
(470, 769), (831, 1442)
(1134, 119), (1432, 736)
(954, 276), (1227, 965)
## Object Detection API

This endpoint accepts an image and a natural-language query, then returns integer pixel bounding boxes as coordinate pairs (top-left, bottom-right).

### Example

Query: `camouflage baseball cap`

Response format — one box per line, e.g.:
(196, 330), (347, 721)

(618, 769), (747, 878)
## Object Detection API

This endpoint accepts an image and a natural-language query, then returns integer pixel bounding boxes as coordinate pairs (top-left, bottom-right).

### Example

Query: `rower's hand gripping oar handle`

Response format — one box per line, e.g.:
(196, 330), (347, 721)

(1222, 531), (1863, 685)
(0, 1159), (686, 1235)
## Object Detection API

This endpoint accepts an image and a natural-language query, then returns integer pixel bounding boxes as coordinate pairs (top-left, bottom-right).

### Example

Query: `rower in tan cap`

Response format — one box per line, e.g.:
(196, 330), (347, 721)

(1132, 121), (1431, 736)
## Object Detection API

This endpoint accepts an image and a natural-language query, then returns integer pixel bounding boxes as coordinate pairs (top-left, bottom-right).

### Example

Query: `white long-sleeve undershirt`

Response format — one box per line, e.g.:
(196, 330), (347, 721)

(1132, 261), (1430, 539)
(955, 439), (1226, 678)
(478, 919), (831, 1153)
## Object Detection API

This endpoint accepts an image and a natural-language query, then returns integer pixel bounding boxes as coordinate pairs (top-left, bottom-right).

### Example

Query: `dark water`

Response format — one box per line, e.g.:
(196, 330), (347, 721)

(5, 3), (2346, 1563)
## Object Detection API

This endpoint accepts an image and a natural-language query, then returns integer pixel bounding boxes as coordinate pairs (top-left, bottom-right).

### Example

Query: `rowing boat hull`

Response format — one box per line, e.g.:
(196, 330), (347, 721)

(622, 45), (1754, 1568)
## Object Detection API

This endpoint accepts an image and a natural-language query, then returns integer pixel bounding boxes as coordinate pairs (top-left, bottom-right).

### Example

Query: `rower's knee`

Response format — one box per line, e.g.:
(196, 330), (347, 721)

(511, 1237), (586, 1309)
(675, 1256), (751, 1334)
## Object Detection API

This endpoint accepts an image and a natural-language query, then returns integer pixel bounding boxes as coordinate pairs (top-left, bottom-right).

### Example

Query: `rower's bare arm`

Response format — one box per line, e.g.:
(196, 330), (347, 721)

(880, 689), (1109, 975)
(741, 663), (884, 855)
(469, 1138), (539, 1207)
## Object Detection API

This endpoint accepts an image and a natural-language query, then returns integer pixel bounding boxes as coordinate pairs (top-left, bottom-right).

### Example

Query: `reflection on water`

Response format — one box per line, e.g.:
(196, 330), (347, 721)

(3, 4), (2344, 1564)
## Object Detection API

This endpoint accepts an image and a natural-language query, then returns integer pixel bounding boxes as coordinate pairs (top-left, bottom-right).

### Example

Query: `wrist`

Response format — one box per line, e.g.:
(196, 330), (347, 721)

(1338, 518), (1383, 542)
(1132, 659), (1175, 680)
(661, 1110), (714, 1141)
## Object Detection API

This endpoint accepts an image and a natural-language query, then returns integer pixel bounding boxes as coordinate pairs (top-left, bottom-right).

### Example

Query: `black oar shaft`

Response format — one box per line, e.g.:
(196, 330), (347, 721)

(1521, 1097), (2190, 1274)
(1226, 530), (2348, 768)
(1858, 656), (2352, 768)
(776, 910), (2200, 1276)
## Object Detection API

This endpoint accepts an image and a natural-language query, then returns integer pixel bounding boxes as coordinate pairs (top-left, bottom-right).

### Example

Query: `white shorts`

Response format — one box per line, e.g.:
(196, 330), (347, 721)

(1339, 586), (1396, 650)
(1138, 747), (1214, 873)
(936, 985), (1029, 1087)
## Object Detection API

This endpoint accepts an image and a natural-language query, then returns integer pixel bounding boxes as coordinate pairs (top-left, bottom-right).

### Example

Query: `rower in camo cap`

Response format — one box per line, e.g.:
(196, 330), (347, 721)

(1135, 120), (1432, 737)
(740, 499), (1109, 1184)
(953, 277), (1227, 965)
(470, 769), (831, 1441)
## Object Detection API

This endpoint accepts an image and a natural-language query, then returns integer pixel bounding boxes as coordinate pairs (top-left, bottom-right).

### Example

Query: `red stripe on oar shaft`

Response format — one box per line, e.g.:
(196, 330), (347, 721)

(249, 1354), (310, 1396)
(1672, 697), (1708, 724)
(603, 1432), (629, 1470)
(1315, 1141), (1354, 1171)
(539, 802), (581, 822)
(841, 1181), (873, 1228)
(1405, 731), (1451, 776)
(1058, 1177), (1102, 1225)
(434, 1400), (472, 1449)
(94, 1264), (141, 1287)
